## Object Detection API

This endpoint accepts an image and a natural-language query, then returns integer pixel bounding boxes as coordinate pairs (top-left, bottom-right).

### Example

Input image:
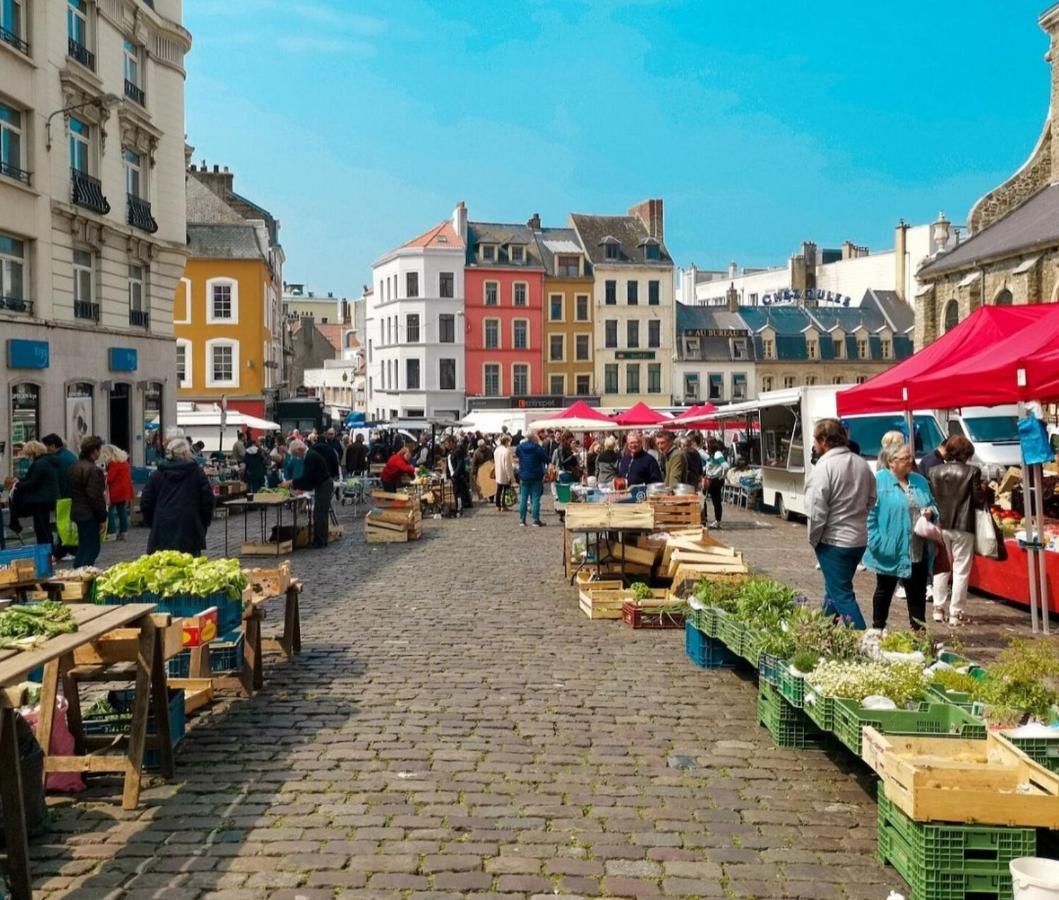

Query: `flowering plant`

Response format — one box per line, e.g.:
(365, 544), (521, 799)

(806, 659), (928, 706)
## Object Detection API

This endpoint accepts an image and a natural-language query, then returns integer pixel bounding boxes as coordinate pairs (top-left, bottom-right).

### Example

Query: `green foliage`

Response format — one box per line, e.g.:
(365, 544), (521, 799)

(807, 659), (929, 706)
(790, 650), (819, 674)
(977, 638), (1059, 721)
(929, 668), (984, 697)
(880, 632), (917, 653)
(692, 577), (747, 612)
(733, 579), (797, 629)
(630, 582), (653, 602)
(788, 608), (862, 662)
(96, 552), (248, 601)
(0, 602), (77, 648)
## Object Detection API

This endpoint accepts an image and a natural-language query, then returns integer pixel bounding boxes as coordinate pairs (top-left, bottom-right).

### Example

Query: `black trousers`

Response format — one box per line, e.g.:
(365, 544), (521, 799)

(706, 480), (723, 523)
(494, 483), (509, 509)
(872, 556), (929, 630)
(312, 479), (333, 547)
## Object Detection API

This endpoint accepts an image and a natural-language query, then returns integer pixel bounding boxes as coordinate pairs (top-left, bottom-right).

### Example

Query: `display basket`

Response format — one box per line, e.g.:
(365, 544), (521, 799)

(684, 620), (737, 669)
(758, 682), (828, 750)
(832, 699), (986, 759)
(99, 589), (243, 634)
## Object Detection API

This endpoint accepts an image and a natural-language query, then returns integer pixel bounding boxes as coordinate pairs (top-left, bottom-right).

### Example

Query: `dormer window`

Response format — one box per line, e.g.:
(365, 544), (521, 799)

(683, 337), (700, 356)
(881, 338), (892, 359)
(645, 244), (660, 260)
(599, 235), (621, 261)
(763, 338), (775, 359)
(605, 243), (619, 260)
(833, 338), (844, 359)
(857, 338), (868, 359)
(557, 255), (580, 277)
(510, 245), (525, 263)
(808, 340), (817, 359)
(731, 339), (748, 360)
(481, 244), (495, 262)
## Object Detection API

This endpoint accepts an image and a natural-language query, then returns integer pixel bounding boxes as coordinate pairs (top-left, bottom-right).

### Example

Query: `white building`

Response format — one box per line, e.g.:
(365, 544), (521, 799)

(282, 282), (346, 323)
(0, 0), (191, 466)
(681, 222), (943, 310)
(366, 207), (466, 422)
(303, 358), (365, 422)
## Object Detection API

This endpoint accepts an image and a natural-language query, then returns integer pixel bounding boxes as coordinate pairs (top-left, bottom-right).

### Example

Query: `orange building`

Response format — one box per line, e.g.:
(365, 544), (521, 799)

(174, 166), (285, 420)
(536, 226), (595, 399)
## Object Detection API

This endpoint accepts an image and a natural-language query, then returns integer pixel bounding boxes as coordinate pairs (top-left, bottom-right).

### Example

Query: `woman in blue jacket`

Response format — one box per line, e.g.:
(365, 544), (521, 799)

(863, 443), (938, 630)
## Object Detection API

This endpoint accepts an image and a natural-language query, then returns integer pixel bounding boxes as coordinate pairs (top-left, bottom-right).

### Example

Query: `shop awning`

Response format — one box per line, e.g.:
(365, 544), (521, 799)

(670, 403), (719, 427)
(528, 400), (613, 432)
(836, 304), (1056, 415)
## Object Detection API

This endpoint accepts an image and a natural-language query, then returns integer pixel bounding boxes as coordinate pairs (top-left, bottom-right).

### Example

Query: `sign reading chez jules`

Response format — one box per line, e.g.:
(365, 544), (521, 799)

(762, 288), (852, 307)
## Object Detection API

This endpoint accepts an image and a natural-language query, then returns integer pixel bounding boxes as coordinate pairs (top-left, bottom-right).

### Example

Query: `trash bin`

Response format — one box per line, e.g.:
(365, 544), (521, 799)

(1011, 858), (1059, 900)
(0, 712), (47, 843)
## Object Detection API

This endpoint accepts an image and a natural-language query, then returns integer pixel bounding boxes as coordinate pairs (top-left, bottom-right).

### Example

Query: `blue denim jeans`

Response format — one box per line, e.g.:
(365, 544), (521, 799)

(519, 479), (544, 523)
(814, 542), (866, 629)
(74, 520), (102, 567)
(108, 501), (129, 536)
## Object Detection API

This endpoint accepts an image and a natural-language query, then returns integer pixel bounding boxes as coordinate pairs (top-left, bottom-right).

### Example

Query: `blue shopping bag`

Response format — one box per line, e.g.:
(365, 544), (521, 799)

(1018, 415), (1054, 466)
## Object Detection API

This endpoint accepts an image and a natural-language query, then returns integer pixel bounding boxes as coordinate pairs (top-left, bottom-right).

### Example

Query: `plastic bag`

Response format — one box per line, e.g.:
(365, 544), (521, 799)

(55, 497), (78, 547)
(1018, 414), (1055, 466)
(22, 697), (85, 793)
(862, 695), (898, 710)
(914, 512), (943, 543)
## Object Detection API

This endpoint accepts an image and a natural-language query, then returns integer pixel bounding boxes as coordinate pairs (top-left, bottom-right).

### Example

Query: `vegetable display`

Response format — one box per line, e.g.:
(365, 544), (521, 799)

(630, 582), (653, 602)
(976, 638), (1059, 722)
(0, 601), (77, 649)
(96, 552), (247, 601)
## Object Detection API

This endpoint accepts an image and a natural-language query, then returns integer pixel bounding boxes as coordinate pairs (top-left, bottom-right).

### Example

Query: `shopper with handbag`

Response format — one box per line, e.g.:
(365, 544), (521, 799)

(863, 443), (939, 630)
(927, 435), (984, 626)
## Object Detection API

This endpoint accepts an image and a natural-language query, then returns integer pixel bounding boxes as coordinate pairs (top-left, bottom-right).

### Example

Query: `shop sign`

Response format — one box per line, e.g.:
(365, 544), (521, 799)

(762, 288), (852, 307)
(109, 348), (138, 372)
(510, 395), (565, 409)
(7, 339), (49, 369)
(615, 351), (656, 360)
(683, 328), (746, 338)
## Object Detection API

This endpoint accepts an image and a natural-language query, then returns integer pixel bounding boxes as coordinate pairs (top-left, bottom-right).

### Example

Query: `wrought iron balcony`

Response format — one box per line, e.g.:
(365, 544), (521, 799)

(74, 300), (99, 321)
(124, 79), (145, 106)
(0, 25), (29, 55)
(129, 308), (149, 328)
(0, 160), (31, 185)
(0, 296), (32, 314)
(67, 37), (94, 70)
(71, 169), (110, 215)
(127, 194), (158, 233)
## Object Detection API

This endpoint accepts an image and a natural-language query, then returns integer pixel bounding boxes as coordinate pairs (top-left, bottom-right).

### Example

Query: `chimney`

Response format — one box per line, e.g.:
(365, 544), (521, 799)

(894, 219), (910, 301)
(453, 201), (468, 244)
(1042, 5), (1059, 184)
(727, 260), (738, 279)
(628, 198), (664, 241)
(527, 213), (541, 230)
(726, 282), (739, 313)
(188, 161), (235, 199)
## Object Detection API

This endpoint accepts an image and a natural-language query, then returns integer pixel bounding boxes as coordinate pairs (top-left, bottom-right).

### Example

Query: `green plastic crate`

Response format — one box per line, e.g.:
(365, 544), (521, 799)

(740, 627), (762, 665)
(1006, 734), (1059, 773)
(715, 612), (745, 656)
(878, 787), (1035, 874)
(832, 700), (986, 758)
(778, 664), (806, 709)
(803, 686), (835, 731)
(758, 652), (785, 687)
(758, 682), (828, 750)
(928, 685), (978, 711)
(700, 606), (722, 638)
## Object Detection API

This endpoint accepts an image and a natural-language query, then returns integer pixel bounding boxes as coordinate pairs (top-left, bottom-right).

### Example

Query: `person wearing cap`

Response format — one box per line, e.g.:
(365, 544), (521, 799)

(703, 448), (729, 528)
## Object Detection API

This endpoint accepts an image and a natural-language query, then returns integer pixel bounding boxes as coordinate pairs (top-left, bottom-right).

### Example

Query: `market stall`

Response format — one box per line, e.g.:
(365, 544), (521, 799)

(223, 490), (311, 556)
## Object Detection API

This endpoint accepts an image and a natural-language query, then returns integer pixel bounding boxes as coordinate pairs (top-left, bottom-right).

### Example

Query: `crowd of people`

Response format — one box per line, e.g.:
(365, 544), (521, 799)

(806, 418), (987, 632)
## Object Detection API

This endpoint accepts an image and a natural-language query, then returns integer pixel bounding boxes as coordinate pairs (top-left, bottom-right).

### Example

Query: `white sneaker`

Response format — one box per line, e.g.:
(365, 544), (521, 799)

(932, 609), (945, 623)
(709, 520), (721, 529)
(895, 584), (906, 599)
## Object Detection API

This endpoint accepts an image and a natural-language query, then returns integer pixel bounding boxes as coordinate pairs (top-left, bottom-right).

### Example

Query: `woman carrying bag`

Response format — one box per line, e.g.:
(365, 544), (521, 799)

(927, 435), (985, 626)
(863, 443), (939, 631)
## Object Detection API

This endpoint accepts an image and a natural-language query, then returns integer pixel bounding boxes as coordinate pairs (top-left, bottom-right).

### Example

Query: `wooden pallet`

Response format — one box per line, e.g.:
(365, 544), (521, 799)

(648, 495), (702, 529)
(240, 540), (294, 557)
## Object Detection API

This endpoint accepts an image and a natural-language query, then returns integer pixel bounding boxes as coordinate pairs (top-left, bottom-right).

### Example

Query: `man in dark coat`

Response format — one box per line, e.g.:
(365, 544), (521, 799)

(141, 438), (216, 556)
(42, 434), (77, 498)
(68, 436), (107, 567)
(617, 433), (663, 486)
(285, 440), (334, 547)
(344, 434), (370, 476)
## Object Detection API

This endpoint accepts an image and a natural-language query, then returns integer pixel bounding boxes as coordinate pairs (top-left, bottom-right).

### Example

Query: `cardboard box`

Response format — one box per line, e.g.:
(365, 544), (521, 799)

(181, 607), (219, 648)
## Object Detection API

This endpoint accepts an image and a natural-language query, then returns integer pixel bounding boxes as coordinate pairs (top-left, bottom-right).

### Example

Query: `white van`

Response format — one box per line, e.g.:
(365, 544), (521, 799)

(940, 405), (1021, 479)
(711, 386), (945, 520)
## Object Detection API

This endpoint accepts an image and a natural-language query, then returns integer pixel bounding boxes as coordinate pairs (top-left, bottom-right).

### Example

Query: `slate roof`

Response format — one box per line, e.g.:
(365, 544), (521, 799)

(569, 213), (674, 266)
(674, 305), (755, 362)
(466, 222), (546, 268)
(187, 224), (267, 261)
(533, 227), (591, 277)
(919, 183), (1059, 276)
(186, 177), (245, 225)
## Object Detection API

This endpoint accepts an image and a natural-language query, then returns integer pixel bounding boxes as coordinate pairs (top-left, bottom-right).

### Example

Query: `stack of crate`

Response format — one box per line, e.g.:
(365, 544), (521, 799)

(365, 490), (422, 543)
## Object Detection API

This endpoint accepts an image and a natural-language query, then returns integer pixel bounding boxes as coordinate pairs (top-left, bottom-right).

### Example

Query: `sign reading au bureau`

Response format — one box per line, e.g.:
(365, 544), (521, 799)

(7, 339), (49, 369)
(615, 351), (656, 360)
(108, 348), (138, 372)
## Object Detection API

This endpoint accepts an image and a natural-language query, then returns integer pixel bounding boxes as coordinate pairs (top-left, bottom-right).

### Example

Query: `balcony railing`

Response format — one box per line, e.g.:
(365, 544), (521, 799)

(67, 37), (94, 70)
(71, 169), (110, 215)
(0, 25), (29, 55)
(0, 296), (32, 314)
(124, 79), (145, 106)
(0, 160), (31, 185)
(129, 308), (149, 328)
(127, 194), (158, 233)
(74, 300), (100, 321)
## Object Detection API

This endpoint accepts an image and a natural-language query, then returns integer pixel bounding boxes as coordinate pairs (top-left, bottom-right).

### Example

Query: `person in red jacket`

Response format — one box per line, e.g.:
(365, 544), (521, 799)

(101, 444), (134, 541)
(380, 443), (416, 494)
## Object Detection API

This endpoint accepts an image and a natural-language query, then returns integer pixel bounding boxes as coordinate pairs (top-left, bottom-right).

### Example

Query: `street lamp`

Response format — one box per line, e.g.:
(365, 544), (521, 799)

(45, 92), (122, 150)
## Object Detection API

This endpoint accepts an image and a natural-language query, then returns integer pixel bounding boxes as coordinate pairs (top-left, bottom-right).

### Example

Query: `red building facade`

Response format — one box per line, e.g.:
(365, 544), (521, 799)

(463, 221), (546, 399)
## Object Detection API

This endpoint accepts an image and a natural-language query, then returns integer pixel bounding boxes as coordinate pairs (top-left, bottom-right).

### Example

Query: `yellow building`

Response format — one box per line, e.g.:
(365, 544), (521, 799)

(536, 227), (595, 399)
(174, 167), (284, 421)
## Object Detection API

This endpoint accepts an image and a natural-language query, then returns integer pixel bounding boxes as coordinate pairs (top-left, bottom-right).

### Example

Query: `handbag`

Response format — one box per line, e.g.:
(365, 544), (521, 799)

(974, 508), (1000, 559)
(55, 498), (78, 548)
(931, 537), (952, 574)
(1018, 415), (1055, 466)
(914, 512), (943, 543)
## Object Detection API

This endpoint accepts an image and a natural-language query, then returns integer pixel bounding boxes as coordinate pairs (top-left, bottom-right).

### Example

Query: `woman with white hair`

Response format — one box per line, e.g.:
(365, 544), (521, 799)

(139, 437), (215, 555)
(100, 444), (133, 541)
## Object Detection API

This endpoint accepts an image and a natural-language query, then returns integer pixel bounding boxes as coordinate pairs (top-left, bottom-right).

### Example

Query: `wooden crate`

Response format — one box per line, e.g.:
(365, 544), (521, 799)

(604, 540), (660, 568)
(863, 727), (1059, 828)
(565, 502), (654, 531)
(241, 540), (294, 557)
(579, 588), (634, 620)
(577, 579), (624, 608)
(370, 489), (414, 509)
(648, 495), (702, 529)
(244, 562), (293, 598)
(168, 677), (214, 714)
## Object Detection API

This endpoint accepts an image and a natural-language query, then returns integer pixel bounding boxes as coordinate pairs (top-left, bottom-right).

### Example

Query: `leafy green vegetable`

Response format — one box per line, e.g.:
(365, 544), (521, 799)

(880, 632), (917, 653)
(693, 577), (748, 612)
(977, 638), (1059, 721)
(929, 668), (983, 697)
(96, 552), (247, 601)
(630, 582), (653, 602)
(0, 601), (77, 648)
(788, 607), (862, 662)
(734, 579), (797, 629)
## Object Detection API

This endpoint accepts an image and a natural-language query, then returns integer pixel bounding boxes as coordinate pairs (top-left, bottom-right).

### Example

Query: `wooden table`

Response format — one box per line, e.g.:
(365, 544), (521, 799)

(0, 603), (167, 900)
(223, 494), (309, 557)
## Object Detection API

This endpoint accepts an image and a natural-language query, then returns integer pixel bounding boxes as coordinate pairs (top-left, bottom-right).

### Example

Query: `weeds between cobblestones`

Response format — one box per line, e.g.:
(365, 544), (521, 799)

(24, 501), (906, 899)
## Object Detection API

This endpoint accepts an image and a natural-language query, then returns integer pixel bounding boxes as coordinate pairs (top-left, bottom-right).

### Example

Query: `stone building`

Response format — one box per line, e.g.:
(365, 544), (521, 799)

(916, 5), (1059, 345)
(0, 0), (191, 466)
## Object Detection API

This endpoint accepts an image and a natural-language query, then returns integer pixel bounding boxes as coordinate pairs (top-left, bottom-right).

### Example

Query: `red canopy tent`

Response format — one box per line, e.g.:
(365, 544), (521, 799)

(670, 403), (719, 427)
(529, 400), (612, 431)
(611, 402), (672, 427)
(836, 304), (1055, 416)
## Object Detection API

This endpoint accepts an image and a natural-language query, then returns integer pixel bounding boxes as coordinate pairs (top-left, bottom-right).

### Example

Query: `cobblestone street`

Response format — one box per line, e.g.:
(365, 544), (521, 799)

(26, 495), (1032, 899)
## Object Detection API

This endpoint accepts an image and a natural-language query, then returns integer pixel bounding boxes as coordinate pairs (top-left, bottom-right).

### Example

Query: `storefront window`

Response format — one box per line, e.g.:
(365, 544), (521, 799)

(10, 382), (39, 476)
(143, 382), (163, 465)
(65, 381), (94, 451)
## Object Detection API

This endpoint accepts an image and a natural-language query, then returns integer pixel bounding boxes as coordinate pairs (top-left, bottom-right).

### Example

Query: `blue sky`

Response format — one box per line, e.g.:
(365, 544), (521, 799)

(185, 1), (1051, 296)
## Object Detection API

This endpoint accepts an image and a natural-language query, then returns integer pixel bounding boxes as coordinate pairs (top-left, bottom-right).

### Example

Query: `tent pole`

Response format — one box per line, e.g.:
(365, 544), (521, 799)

(1018, 402), (1040, 633)
(1034, 461), (1050, 634)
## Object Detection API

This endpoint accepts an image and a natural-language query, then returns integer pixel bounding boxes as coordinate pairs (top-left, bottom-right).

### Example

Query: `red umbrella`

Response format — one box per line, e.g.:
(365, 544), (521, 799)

(611, 401), (672, 427)
(671, 403), (719, 427)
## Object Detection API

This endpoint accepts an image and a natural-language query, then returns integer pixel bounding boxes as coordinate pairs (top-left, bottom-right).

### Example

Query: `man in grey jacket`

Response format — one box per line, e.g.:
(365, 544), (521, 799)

(805, 418), (876, 629)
